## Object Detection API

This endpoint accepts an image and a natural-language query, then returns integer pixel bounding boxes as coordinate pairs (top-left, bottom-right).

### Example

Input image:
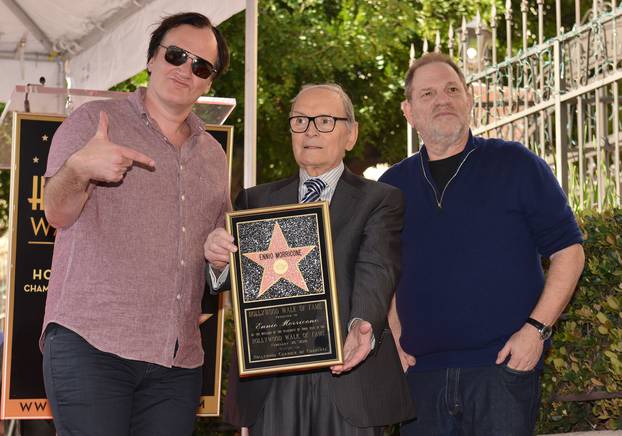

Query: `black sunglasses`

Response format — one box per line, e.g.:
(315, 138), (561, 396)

(159, 44), (217, 79)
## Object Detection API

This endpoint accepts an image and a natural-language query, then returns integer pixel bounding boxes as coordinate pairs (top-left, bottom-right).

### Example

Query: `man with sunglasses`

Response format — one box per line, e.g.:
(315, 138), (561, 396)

(40, 12), (229, 436)
(204, 83), (415, 435)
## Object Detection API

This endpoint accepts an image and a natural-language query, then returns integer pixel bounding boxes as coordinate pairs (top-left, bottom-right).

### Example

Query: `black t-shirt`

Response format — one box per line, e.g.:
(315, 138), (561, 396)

(428, 151), (464, 192)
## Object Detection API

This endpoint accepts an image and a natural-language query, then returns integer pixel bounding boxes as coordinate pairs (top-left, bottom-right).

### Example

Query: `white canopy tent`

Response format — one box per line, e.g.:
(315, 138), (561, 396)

(0, 0), (258, 187)
(0, 0), (246, 100)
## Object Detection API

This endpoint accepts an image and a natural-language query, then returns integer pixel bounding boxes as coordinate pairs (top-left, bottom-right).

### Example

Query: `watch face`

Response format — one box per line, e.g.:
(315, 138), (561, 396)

(541, 325), (553, 341)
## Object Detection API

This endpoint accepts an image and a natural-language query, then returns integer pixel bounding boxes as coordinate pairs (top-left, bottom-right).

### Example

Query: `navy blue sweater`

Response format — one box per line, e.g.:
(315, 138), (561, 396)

(379, 133), (583, 371)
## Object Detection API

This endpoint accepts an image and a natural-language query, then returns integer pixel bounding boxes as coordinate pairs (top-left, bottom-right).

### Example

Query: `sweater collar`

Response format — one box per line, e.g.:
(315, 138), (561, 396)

(420, 130), (476, 163)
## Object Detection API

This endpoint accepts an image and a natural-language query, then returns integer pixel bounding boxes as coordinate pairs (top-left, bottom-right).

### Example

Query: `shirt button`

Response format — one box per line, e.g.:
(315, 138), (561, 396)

(181, 194), (185, 201)
(181, 259), (185, 266)
(182, 226), (186, 233)
(180, 164), (184, 170)
(176, 294), (181, 300)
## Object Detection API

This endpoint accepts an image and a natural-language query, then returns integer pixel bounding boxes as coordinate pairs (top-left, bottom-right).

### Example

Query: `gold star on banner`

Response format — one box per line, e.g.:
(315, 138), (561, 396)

(33, 156), (39, 164)
(243, 222), (315, 298)
(41, 134), (48, 142)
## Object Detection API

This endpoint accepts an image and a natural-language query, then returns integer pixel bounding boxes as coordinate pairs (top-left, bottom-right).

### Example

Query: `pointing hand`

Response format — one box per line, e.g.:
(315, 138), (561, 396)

(68, 111), (155, 183)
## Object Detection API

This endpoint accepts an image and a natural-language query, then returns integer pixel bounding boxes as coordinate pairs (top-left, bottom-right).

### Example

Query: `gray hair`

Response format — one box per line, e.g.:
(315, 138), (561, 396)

(404, 52), (468, 100)
(290, 83), (356, 129)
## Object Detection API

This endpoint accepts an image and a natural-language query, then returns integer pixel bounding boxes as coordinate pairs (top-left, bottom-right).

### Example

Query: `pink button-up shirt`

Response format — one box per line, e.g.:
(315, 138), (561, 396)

(41, 88), (230, 368)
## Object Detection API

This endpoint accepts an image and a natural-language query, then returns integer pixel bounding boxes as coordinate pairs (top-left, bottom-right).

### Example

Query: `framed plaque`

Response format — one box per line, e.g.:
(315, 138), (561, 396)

(2, 113), (62, 419)
(227, 202), (343, 376)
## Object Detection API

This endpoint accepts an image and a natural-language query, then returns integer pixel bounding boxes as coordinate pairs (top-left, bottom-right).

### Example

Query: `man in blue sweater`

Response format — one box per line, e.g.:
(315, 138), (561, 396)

(379, 52), (585, 436)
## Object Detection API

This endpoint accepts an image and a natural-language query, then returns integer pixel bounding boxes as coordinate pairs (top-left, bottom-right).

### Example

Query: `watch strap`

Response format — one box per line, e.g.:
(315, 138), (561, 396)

(526, 317), (552, 340)
(526, 317), (545, 330)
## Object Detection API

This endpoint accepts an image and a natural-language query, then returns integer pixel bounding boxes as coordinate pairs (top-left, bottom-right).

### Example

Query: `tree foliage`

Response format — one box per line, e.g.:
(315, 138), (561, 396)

(0, 102), (11, 233)
(215, 0), (420, 182)
(113, 0), (597, 186)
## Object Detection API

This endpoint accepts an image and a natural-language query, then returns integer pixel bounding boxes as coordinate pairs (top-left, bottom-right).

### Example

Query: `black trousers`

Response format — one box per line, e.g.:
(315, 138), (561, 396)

(42, 323), (202, 436)
(249, 371), (383, 436)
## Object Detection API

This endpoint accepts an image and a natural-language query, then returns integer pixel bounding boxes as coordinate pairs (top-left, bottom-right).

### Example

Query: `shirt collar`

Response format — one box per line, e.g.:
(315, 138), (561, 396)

(299, 161), (345, 189)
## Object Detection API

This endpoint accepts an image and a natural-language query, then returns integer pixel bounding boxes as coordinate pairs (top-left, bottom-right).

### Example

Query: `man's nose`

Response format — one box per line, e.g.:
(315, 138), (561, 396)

(305, 120), (320, 136)
(435, 91), (452, 104)
(177, 58), (193, 76)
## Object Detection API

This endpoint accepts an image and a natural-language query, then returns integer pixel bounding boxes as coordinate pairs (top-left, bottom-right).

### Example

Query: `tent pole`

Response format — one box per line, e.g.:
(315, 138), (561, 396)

(243, 0), (258, 188)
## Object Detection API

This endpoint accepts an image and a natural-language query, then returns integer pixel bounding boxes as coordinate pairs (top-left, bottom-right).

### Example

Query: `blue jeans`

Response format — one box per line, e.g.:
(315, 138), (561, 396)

(42, 323), (202, 436)
(402, 366), (541, 436)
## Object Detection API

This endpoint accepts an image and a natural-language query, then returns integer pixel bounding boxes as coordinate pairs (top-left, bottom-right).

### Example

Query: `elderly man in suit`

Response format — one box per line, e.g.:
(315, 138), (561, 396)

(204, 83), (415, 435)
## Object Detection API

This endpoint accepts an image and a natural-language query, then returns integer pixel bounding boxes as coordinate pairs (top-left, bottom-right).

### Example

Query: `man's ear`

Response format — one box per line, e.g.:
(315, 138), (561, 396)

(345, 121), (359, 152)
(401, 100), (415, 128)
(202, 78), (214, 95)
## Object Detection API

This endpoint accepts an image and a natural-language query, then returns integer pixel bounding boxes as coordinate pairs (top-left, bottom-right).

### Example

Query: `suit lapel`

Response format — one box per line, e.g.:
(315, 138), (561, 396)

(268, 175), (299, 206)
(329, 169), (362, 240)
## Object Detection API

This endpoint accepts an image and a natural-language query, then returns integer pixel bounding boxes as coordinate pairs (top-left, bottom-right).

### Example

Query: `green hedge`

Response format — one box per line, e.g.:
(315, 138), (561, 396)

(538, 209), (622, 433)
(194, 209), (622, 435)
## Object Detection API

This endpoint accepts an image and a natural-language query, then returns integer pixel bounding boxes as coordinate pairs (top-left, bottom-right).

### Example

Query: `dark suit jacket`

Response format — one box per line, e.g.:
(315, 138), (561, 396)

(223, 168), (415, 428)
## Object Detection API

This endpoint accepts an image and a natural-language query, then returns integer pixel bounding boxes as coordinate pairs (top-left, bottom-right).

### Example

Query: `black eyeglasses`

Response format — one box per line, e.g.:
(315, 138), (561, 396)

(288, 115), (349, 133)
(159, 44), (217, 79)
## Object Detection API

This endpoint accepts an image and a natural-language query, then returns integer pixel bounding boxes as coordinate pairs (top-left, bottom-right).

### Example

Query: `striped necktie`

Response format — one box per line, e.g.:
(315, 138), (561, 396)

(301, 178), (327, 203)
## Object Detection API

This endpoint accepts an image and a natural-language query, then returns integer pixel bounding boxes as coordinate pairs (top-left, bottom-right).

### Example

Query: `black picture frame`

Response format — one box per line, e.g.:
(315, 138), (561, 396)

(227, 202), (343, 376)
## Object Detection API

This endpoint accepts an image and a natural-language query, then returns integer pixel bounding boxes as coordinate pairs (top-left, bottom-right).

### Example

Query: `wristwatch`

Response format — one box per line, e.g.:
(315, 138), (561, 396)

(526, 317), (552, 341)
